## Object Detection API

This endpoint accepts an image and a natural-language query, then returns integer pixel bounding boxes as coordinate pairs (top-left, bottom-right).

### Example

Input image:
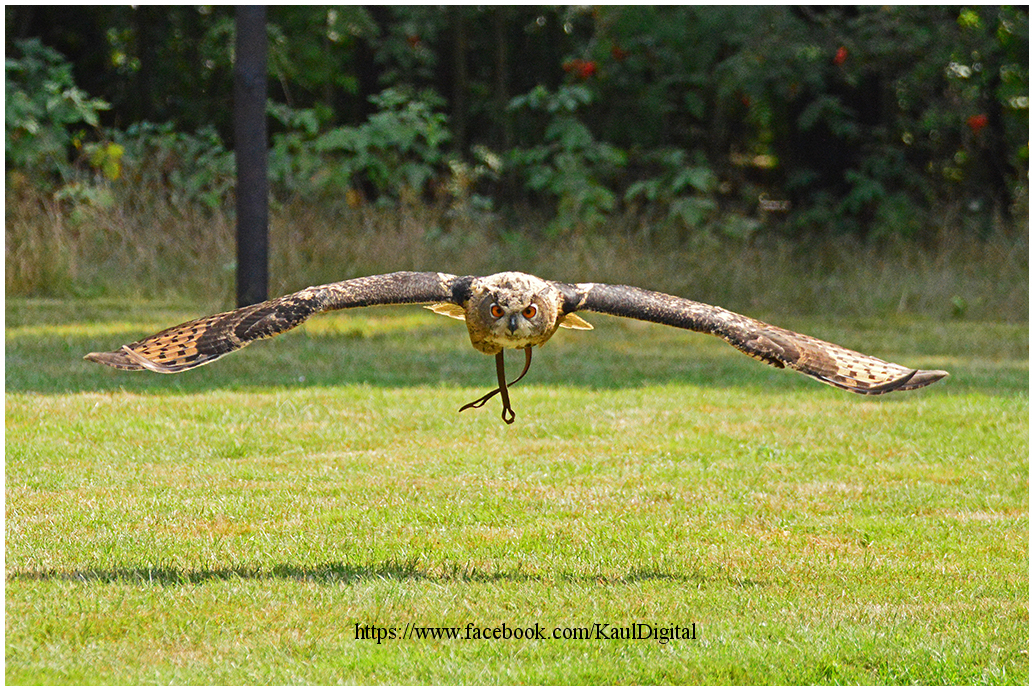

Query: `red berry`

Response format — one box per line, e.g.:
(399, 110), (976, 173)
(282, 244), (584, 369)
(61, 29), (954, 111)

(563, 59), (596, 80)
(967, 114), (989, 134)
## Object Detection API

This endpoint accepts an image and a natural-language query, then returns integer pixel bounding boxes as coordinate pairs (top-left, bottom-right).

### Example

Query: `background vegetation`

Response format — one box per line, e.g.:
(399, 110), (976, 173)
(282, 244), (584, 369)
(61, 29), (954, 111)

(5, 7), (1029, 313)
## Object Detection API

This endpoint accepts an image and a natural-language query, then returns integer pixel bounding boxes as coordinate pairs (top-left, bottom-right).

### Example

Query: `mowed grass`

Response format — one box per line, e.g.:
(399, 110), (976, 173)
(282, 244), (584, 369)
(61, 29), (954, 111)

(5, 297), (1028, 684)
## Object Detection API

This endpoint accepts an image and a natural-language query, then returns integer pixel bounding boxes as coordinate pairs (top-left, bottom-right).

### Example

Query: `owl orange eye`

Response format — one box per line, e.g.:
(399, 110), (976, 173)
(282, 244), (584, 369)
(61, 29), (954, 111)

(522, 305), (537, 319)
(490, 304), (505, 319)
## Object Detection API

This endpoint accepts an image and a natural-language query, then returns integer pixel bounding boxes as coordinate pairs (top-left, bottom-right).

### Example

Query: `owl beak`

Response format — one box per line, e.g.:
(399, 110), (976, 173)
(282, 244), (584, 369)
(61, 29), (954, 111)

(507, 314), (519, 333)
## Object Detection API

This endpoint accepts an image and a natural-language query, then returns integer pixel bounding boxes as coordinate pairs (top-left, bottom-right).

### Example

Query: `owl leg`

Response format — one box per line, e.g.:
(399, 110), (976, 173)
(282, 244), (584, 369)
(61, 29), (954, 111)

(458, 347), (534, 424)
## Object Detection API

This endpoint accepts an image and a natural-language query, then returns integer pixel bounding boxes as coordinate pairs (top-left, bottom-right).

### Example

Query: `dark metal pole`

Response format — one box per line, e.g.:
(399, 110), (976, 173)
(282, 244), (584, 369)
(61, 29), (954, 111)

(234, 5), (268, 307)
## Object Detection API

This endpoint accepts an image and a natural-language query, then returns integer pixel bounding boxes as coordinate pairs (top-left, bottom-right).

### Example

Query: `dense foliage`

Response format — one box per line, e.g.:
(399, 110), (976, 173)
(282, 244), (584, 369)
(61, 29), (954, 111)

(5, 6), (1028, 238)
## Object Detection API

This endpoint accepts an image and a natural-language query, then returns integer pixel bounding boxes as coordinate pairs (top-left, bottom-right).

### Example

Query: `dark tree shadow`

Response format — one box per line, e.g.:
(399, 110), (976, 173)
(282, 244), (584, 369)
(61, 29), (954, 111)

(8, 560), (770, 588)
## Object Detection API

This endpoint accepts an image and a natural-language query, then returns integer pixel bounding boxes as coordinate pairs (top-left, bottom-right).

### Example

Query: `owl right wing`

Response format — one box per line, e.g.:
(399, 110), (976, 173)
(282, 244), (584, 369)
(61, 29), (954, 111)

(84, 272), (473, 373)
(560, 282), (948, 395)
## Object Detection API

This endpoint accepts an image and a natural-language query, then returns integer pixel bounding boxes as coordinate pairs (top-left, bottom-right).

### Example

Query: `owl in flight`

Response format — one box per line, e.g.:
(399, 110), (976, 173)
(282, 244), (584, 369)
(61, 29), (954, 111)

(85, 271), (948, 424)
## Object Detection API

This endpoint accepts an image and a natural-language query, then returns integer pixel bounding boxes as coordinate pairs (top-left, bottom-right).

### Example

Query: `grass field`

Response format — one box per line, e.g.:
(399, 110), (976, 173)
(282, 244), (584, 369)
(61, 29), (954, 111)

(5, 296), (1028, 684)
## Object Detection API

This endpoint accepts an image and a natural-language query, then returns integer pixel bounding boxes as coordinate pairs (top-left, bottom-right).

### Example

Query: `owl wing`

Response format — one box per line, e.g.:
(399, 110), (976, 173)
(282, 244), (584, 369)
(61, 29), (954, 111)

(559, 282), (948, 394)
(84, 272), (472, 373)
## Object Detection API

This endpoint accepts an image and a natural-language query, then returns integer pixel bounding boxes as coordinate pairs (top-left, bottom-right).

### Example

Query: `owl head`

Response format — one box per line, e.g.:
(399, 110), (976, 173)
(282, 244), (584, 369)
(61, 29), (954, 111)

(466, 272), (561, 353)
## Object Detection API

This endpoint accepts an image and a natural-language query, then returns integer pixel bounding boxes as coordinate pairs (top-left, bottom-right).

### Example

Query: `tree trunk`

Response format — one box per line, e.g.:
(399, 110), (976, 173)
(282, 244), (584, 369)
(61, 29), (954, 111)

(234, 6), (269, 307)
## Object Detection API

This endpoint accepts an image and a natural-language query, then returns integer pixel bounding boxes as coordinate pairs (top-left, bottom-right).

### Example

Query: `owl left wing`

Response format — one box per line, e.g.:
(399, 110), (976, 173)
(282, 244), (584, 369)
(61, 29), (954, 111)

(557, 281), (948, 395)
(85, 272), (473, 373)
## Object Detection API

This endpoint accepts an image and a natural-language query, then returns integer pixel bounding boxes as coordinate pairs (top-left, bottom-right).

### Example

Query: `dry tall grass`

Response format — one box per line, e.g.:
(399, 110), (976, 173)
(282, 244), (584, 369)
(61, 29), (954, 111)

(5, 183), (1028, 323)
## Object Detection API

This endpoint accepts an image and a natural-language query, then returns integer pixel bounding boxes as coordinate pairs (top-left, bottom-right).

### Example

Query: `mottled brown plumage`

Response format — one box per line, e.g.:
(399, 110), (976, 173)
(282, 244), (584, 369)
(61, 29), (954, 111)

(85, 271), (948, 423)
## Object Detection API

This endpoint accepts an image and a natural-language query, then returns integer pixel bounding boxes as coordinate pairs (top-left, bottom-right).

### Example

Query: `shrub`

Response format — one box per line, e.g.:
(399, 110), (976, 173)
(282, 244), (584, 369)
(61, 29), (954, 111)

(269, 88), (451, 205)
(5, 39), (111, 184)
(507, 84), (626, 235)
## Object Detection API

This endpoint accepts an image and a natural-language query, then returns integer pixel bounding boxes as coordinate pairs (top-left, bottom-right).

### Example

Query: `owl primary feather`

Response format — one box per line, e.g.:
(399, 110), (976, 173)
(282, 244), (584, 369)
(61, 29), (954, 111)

(84, 271), (948, 424)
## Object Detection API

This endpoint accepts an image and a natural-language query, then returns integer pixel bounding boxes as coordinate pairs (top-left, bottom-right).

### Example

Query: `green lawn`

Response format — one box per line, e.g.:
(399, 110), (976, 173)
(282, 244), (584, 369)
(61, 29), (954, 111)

(6, 297), (1028, 684)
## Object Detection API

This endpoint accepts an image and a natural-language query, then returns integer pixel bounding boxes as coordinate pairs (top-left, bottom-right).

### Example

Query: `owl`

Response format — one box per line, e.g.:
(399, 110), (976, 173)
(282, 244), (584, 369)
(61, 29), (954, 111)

(85, 271), (948, 424)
